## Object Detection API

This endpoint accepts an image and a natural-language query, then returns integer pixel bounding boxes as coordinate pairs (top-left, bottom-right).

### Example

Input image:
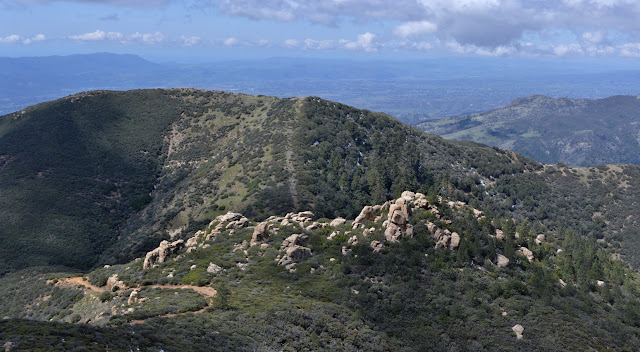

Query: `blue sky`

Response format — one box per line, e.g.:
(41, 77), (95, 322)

(2, 0), (640, 62)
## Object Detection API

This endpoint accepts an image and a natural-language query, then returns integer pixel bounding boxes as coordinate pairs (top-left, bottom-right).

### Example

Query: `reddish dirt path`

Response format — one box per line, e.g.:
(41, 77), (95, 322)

(51, 277), (102, 292)
(52, 277), (217, 325)
(53, 277), (217, 297)
(149, 284), (217, 297)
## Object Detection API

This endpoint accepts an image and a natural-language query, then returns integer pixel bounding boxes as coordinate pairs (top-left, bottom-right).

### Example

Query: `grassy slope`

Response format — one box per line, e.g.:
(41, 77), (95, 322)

(417, 94), (640, 166)
(2, 90), (640, 350)
(2, 89), (640, 273)
(3, 193), (640, 351)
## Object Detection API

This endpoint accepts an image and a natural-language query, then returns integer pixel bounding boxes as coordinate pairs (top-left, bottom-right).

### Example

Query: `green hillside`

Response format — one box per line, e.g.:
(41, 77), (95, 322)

(3, 191), (640, 351)
(3, 90), (640, 350)
(0, 89), (537, 274)
(417, 94), (640, 166)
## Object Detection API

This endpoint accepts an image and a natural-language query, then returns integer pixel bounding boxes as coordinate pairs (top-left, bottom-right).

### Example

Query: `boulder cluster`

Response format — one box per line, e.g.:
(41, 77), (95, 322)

(143, 239), (185, 269)
(140, 191), (497, 274)
(277, 234), (312, 269)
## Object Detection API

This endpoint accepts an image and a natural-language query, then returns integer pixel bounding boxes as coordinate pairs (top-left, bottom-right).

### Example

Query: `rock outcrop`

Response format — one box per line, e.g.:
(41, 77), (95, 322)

(128, 289), (140, 305)
(207, 263), (223, 274)
(330, 217), (347, 227)
(353, 205), (379, 228)
(278, 234), (312, 269)
(512, 324), (524, 339)
(143, 239), (185, 269)
(106, 274), (126, 291)
(496, 254), (510, 268)
(250, 222), (272, 246)
(518, 247), (534, 262)
(385, 198), (413, 242)
(370, 240), (384, 253)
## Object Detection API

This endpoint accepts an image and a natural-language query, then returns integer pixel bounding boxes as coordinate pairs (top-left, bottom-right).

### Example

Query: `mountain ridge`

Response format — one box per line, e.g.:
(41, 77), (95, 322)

(417, 94), (640, 166)
(3, 89), (640, 350)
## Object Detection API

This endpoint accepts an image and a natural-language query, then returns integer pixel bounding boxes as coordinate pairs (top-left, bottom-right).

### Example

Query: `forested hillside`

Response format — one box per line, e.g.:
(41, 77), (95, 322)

(2, 89), (640, 350)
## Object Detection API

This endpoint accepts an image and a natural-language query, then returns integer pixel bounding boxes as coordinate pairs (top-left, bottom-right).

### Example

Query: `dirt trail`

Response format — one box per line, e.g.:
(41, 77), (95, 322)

(54, 277), (217, 297)
(149, 284), (217, 297)
(53, 277), (217, 324)
(285, 149), (300, 210)
(52, 277), (102, 292)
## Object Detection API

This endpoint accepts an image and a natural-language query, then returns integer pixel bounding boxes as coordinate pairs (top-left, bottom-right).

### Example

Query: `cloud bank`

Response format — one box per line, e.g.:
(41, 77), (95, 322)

(216, 0), (640, 50)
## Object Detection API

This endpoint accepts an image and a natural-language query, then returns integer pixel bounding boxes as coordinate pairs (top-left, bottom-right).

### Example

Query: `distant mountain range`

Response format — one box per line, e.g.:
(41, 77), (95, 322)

(3, 53), (640, 123)
(418, 94), (640, 166)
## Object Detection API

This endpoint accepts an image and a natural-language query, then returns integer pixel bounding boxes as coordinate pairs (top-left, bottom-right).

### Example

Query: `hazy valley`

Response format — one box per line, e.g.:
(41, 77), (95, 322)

(418, 94), (640, 166)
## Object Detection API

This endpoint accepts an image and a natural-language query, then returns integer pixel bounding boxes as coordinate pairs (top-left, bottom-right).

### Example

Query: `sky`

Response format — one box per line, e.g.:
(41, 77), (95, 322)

(2, 0), (640, 62)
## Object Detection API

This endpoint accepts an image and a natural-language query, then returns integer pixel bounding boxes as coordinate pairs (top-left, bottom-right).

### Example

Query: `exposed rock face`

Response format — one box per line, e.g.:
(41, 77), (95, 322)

(281, 234), (305, 249)
(143, 239), (185, 269)
(305, 222), (323, 231)
(287, 211), (315, 224)
(385, 198), (413, 242)
(363, 227), (376, 237)
(535, 234), (545, 245)
(218, 212), (244, 223)
(434, 229), (452, 249)
(330, 217), (347, 227)
(278, 234), (312, 269)
(449, 232), (460, 250)
(497, 254), (510, 268)
(106, 274), (125, 291)
(495, 229), (504, 240)
(128, 289), (140, 305)
(226, 217), (249, 230)
(4, 341), (14, 352)
(518, 247), (534, 262)
(371, 240), (384, 253)
(207, 263), (223, 274)
(250, 222), (271, 246)
(512, 324), (524, 339)
(353, 205), (379, 226)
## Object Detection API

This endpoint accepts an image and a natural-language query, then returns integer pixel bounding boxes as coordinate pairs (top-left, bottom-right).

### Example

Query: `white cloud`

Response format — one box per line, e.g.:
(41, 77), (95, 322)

(393, 20), (437, 38)
(553, 43), (583, 56)
(180, 35), (201, 47)
(256, 39), (271, 47)
(0, 34), (22, 43)
(283, 39), (300, 48)
(223, 37), (239, 46)
(3, 0), (171, 7)
(128, 31), (165, 44)
(214, 0), (640, 55)
(0, 33), (45, 44)
(340, 32), (378, 52)
(69, 30), (123, 41)
(303, 38), (335, 50)
(619, 42), (640, 57)
(582, 31), (605, 44)
(68, 30), (165, 44)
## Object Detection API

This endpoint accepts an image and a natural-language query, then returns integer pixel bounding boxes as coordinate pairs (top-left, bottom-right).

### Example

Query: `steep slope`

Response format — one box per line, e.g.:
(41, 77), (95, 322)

(3, 192), (640, 351)
(417, 94), (640, 166)
(0, 89), (538, 274)
(3, 89), (640, 274)
(3, 90), (640, 350)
